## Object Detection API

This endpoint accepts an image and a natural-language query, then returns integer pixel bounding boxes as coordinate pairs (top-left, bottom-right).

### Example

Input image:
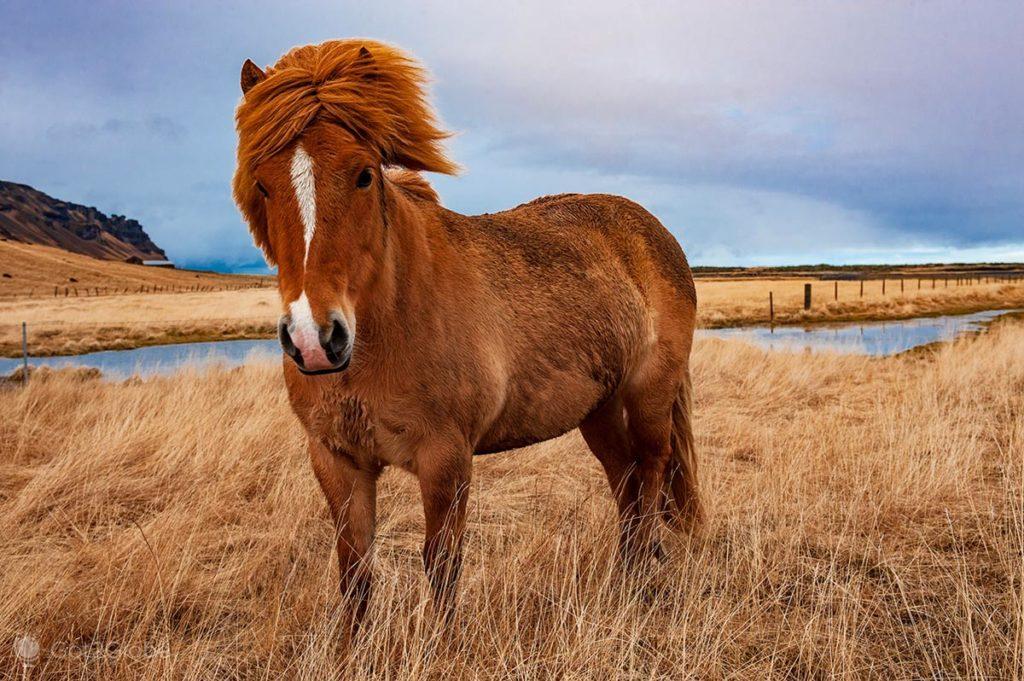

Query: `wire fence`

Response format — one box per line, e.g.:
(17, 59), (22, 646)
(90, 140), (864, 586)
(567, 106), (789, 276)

(766, 272), (1024, 322)
(0, 317), (276, 332)
(0, 280), (275, 300)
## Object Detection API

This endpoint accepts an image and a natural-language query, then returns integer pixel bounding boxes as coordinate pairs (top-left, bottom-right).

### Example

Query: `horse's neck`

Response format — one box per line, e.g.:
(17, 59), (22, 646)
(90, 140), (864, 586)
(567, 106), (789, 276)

(359, 184), (442, 347)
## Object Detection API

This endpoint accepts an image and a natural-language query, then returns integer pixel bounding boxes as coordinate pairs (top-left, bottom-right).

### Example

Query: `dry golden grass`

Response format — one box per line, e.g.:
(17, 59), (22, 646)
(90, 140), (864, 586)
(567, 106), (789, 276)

(1, 325), (1021, 679)
(0, 241), (276, 356)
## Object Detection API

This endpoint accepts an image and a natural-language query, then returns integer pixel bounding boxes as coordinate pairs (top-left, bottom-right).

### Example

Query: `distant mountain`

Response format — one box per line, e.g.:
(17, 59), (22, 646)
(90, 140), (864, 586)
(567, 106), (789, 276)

(0, 180), (166, 261)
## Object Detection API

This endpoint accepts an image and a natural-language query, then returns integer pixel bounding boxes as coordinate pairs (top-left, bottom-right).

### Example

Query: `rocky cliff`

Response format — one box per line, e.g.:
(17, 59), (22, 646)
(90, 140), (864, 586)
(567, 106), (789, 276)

(0, 180), (166, 261)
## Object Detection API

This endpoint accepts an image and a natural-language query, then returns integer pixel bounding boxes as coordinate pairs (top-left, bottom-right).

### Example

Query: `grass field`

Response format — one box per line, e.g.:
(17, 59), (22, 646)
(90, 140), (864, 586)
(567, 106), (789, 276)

(695, 275), (1024, 328)
(0, 288), (278, 357)
(3, 267), (1024, 357)
(1, 322), (1021, 678)
(0, 241), (275, 356)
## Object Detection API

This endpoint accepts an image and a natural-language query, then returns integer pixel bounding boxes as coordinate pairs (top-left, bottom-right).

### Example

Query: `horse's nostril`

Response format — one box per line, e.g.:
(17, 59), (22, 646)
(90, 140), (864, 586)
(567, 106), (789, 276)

(328, 319), (348, 355)
(278, 317), (300, 362)
(321, 318), (350, 364)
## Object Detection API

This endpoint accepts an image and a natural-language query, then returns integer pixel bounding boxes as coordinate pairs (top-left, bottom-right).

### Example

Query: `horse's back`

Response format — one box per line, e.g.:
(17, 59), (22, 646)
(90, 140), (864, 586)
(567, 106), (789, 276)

(466, 192), (696, 316)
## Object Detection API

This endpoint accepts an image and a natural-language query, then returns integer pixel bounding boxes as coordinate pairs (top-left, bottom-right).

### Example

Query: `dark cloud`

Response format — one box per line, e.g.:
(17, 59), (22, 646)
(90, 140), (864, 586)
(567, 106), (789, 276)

(0, 0), (1021, 267)
(46, 116), (185, 142)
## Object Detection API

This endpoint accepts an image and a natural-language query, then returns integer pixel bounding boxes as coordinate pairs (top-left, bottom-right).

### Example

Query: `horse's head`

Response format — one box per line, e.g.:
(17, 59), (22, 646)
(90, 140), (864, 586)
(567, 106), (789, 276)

(232, 41), (456, 374)
(248, 119), (384, 374)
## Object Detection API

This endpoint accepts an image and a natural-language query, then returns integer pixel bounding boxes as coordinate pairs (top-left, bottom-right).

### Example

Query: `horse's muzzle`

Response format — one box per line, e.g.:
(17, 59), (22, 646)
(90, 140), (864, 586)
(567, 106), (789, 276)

(278, 314), (352, 375)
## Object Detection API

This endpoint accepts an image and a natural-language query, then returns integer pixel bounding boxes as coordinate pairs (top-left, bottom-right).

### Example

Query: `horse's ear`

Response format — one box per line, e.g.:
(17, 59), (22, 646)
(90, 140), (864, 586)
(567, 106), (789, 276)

(240, 59), (266, 95)
(355, 46), (379, 80)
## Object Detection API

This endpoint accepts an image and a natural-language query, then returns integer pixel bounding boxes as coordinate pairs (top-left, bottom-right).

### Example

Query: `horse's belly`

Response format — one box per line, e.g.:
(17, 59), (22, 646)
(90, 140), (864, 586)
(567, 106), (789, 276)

(474, 364), (612, 454)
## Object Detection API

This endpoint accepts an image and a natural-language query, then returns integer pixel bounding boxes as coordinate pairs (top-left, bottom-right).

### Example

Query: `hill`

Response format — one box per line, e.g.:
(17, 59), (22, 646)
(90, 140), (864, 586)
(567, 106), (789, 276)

(0, 239), (270, 297)
(0, 180), (166, 261)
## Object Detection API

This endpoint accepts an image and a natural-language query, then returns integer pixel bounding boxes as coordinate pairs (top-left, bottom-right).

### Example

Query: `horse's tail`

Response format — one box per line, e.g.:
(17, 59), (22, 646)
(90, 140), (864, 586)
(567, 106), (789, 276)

(662, 372), (703, 530)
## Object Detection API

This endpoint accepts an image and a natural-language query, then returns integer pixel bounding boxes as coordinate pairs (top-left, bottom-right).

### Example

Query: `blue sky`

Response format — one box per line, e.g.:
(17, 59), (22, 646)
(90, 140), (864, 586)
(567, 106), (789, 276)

(1, 1), (1022, 270)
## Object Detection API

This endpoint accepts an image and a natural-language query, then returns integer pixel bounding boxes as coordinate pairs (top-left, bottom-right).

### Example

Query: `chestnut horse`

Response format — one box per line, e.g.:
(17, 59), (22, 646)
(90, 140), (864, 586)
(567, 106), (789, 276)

(233, 40), (701, 628)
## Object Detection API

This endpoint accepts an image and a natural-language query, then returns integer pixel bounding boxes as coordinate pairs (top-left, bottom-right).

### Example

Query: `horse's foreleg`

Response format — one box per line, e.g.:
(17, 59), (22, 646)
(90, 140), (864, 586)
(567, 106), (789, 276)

(416, 442), (472, 616)
(309, 439), (378, 633)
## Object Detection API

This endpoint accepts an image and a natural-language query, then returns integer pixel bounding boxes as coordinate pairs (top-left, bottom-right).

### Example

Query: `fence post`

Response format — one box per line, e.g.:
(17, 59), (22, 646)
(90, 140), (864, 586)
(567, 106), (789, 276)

(834, 281), (838, 301)
(859, 280), (864, 297)
(900, 278), (904, 293)
(882, 279), (886, 295)
(21, 321), (28, 385)
(769, 291), (774, 322)
(803, 283), (811, 310)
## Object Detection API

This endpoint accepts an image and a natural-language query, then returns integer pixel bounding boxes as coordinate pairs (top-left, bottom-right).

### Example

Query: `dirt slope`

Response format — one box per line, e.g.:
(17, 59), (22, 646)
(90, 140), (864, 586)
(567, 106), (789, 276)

(0, 240), (270, 297)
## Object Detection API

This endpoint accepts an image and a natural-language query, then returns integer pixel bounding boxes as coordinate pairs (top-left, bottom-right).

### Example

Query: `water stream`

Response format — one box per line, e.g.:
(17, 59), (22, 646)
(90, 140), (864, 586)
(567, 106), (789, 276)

(2, 309), (1018, 379)
(697, 309), (1015, 356)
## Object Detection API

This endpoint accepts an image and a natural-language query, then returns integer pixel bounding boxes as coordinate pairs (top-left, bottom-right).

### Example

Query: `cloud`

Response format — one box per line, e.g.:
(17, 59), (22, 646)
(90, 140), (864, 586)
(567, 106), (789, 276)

(0, 0), (1021, 268)
(413, 2), (1024, 248)
(46, 116), (186, 142)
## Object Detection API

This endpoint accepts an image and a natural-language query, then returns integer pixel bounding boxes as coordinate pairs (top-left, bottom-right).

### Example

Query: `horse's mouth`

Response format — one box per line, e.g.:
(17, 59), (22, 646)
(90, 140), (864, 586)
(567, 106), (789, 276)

(295, 354), (351, 376)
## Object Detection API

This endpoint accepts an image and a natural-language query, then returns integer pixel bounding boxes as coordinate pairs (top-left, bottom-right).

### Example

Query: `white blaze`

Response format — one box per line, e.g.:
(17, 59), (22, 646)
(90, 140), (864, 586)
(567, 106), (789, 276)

(290, 144), (317, 264)
(287, 145), (325, 365)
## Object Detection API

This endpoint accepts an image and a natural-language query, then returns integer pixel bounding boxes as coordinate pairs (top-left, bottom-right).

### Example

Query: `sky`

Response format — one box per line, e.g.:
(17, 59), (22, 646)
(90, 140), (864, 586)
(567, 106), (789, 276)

(1, 1), (1022, 271)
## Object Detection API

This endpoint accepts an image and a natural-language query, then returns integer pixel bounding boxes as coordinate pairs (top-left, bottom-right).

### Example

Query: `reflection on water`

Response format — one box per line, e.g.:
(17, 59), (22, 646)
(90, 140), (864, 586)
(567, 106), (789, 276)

(1, 309), (1018, 380)
(0, 339), (280, 379)
(697, 309), (1016, 356)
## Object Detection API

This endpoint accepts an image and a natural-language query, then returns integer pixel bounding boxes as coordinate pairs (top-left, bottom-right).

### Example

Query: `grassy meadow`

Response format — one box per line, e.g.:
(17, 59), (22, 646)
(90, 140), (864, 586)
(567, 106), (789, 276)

(695, 275), (1024, 328)
(1, 321), (1022, 679)
(0, 288), (278, 357)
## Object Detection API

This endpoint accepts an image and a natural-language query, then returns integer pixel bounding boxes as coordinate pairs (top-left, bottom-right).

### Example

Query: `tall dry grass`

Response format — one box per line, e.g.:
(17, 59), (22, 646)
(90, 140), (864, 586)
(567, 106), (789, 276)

(1, 326), (1022, 679)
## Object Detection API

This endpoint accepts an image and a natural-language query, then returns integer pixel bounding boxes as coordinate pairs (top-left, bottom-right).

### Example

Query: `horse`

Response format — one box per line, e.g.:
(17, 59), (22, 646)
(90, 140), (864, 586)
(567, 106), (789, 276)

(233, 39), (701, 630)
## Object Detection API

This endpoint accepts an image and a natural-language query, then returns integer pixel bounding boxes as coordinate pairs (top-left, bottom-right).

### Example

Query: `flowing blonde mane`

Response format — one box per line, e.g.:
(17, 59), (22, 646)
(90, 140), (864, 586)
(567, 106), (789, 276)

(233, 39), (456, 259)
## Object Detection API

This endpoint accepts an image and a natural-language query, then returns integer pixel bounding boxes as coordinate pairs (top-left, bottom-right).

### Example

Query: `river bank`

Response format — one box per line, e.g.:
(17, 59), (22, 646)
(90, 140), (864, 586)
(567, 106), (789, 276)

(3, 276), (1023, 357)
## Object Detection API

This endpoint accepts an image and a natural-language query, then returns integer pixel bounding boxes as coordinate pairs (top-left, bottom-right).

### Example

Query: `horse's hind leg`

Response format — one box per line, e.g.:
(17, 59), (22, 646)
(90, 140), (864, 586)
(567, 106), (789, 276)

(579, 395), (644, 560)
(621, 361), (688, 563)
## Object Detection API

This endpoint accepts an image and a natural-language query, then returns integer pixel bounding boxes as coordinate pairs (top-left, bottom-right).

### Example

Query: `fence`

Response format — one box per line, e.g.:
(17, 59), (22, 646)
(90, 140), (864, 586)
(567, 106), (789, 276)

(767, 271), (1024, 322)
(0, 280), (275, 300)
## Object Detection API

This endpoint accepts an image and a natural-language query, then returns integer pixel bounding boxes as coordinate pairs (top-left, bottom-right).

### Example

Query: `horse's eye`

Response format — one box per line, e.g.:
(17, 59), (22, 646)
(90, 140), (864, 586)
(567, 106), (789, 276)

(255, 181), (269, 198)
(356, 167), (373, 189)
